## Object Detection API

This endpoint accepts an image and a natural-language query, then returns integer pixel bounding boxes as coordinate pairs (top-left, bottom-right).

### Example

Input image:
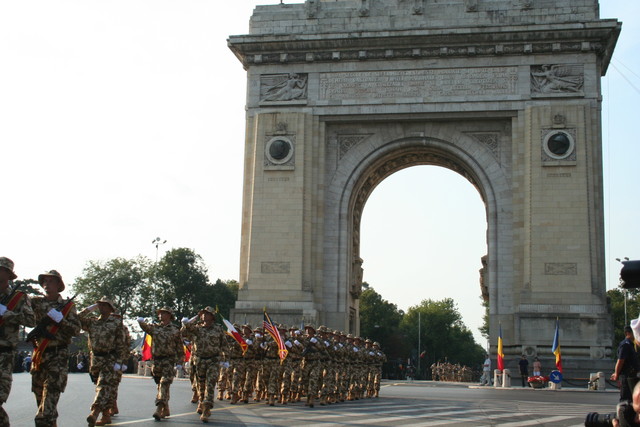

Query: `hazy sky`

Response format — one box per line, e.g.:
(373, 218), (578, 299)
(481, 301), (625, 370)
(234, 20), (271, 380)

(2, 1), (638, 346)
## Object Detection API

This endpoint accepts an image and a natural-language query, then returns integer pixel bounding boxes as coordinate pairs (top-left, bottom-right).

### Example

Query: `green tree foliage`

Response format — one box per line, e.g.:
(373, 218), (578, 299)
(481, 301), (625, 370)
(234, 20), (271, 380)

(479, 297), (489, 341)
(72, 256), (152, 319)
(608, 288), (640, 347)
(12, 278), (43, 297)
(400, 298), (485, 374)
(359, 286), (407, 360)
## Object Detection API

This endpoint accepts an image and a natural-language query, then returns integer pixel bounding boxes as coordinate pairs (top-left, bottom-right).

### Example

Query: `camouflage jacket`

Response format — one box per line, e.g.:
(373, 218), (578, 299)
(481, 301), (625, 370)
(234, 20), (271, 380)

(301, 335), (324, 361)
(0, 288), (35, 348)
(181, 322), (228, 359)
(79, 312), (129, 361)
(139, 321), (183, 362)
(31, 295), (81, 347)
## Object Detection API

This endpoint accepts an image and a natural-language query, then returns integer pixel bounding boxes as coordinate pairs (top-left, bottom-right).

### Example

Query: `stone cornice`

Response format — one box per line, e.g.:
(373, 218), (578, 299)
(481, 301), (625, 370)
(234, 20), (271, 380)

(228, 20), (620, 73)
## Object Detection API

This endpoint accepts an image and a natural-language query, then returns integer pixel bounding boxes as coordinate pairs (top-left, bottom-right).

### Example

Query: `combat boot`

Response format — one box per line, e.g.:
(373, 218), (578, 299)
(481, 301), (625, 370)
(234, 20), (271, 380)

(200, 403), (212, 423)
(320, 395), (327, 406)
(217, 390), (224, 401)
(242, 391), (249, 404)
(86, 407), (100, 427)
(191, 389), (199, 403)
(196, 402), (204, 414)
(162, 403), (170, 418)
(268, 394), (275, 406)
(95, 412), (111, 426)
(111, 401), (119, 415)
(152, 403), (165, 421)
(307, 395), (315, 408)
(230, 392), (239, 404)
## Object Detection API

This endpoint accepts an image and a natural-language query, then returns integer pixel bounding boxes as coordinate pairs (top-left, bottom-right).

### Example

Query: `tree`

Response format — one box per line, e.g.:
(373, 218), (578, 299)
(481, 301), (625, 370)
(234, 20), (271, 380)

(72, 256), (152, 319)
(359, 286), (407, 359)
(608, 288), (640, 348)
(151, 248), (212, 320)
(12, 278), (43, 297)
(400, 298), (485, 375)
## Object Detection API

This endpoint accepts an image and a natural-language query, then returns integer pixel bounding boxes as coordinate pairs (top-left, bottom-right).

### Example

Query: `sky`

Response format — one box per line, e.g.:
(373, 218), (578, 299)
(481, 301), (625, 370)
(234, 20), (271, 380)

(2, 1), (639, 347)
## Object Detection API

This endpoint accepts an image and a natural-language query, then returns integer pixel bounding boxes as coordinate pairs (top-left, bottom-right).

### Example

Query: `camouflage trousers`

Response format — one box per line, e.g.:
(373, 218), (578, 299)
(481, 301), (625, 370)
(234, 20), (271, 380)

(194, 357), (220, 406)
(110, 370), (123, 410)
(217, 362), (229, 393)
(89, 354), (118, 411)
(301, 359), (322, 397)
(31, 348), (69, 427)
(152, 358), (175, 406)
(265, 359), (282, 395)
(0, 350), (15, 427)
(280, 360), (294, 397)
(321, 363), (337, 397)
(230, 359), (246, 395)
(243, 360), (259, 394)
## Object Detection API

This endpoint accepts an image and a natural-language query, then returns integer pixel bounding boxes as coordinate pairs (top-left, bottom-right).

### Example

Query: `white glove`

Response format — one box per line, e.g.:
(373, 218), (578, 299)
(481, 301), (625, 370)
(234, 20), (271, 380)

(221, 361), (230, 369)
(324, 341), (330, 347)
(87, 304), (99, 312)
(353, 347), (359, 352)
(0, 304), (7, 316)
(294, 339), (301, 346)
(181, 317), (190, 325)
(260, 342), (267, 349)
(310, 337), (318, 344)
(285, 341), (293, 348)
(254, 333), (262, 339)
(47, 308), (63, 323)
(77, 362), (83, 370)
(245, 339), (253, 345)
(137, 317), (145, 323)
(121, 364), (128, 372)
(114, 363), (122, 371)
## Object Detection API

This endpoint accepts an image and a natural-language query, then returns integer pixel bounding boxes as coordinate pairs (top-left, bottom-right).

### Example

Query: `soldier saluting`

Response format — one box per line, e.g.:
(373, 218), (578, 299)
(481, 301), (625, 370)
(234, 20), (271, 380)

(0, 257), (35, 426)
(138, 307), (183, 421)
(30, 269), (81, 427)
(79, 296), (129, 426)
(181, 306), (229, 423)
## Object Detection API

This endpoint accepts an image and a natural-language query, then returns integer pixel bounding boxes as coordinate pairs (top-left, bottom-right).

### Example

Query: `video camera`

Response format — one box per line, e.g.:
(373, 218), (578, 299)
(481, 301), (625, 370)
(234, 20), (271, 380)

(585, 401), (638, 427)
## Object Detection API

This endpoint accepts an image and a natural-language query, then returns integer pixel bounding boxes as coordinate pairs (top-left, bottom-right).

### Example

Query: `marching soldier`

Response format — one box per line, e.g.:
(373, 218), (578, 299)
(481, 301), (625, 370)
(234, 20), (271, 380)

(0, 257), (35, 426)
(371, 342), (386, 397)
(30, 270), (81, 427)
(137, 307), (183, 421)
(300, 325), (323, 408)
(240, 324), (259, 403)
(181, 306), (228, 423)
(109, 315), (131, 417)
(79, 296), (128, 426)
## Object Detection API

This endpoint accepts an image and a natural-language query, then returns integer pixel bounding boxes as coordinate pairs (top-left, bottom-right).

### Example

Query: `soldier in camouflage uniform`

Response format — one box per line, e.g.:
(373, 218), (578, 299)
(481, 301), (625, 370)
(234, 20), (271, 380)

(371, 342), (386, 397)
(79, 296), (129, 426)
(181, 306), (228, 423)
(30, 270), (81, 427)
(286, 326), (304, 403)
(300, 325), (323, 407)
(317, 326), (335, 406)
(226, 323), (246, 404)
(0, 257), (36, 426)
(138, 307), (183, 421)
(109, 316), (131, 416)
(240, 325), (260, 403)
(263, 327), (283, 406)
(253, 327), (266, 402)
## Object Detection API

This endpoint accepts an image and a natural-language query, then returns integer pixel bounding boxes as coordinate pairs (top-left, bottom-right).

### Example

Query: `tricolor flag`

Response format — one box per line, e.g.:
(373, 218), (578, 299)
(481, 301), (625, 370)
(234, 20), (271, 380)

(219, 312), (248, 354)
(552, 318), (562, 373)
(183, 341), (191, 362)
(141, 332), (152, 361)
(263, 310), (288, 361)
(497, 324), (504, 371)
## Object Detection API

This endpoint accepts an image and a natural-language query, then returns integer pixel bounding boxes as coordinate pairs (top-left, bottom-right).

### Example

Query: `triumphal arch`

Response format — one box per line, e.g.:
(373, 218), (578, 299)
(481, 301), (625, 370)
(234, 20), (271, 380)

(229, 0), (620, 374)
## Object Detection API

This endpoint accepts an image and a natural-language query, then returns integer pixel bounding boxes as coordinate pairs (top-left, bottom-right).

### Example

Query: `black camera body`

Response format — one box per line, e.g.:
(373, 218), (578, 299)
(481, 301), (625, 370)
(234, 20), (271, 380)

(585, 402), (638, 427)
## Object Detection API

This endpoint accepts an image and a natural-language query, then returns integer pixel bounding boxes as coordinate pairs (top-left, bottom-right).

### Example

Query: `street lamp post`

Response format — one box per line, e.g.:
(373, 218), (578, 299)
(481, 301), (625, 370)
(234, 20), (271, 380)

(152, 237), (167, 263)
(616, 257), (630, 325)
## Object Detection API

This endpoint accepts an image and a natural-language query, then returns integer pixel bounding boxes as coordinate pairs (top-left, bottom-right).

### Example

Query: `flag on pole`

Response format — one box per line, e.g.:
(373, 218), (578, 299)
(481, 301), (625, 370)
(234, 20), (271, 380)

(263, 310), (288, 361)
(552, 318), (562, 373)
(141, 333), (153, 361)
(497, 324), (504, 371)
(218, 312), (248, 354)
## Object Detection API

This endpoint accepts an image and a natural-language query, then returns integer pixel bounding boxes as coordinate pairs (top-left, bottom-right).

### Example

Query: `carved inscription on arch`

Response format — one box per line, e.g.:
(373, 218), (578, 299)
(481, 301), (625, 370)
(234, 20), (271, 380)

(319, 67), (518, 100)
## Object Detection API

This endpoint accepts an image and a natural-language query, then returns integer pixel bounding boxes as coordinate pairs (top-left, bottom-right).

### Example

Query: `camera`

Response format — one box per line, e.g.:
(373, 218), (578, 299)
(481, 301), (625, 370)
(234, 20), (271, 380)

(585, 402), (638, 427)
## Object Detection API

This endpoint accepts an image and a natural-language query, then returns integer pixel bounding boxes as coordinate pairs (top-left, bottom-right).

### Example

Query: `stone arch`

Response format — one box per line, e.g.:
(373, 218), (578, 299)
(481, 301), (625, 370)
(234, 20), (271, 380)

(324, 126), (513, 335)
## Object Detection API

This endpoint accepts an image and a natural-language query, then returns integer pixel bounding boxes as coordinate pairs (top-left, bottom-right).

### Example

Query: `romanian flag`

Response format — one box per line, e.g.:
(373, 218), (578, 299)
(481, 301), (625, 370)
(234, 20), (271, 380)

(141, 333), (152, 361)
(219, 312), (248, 354)
(497, 324), (504, 371)
(183, 341), (191, 362)
(263, 310), (288, 361)
(552, 318), (562, 373)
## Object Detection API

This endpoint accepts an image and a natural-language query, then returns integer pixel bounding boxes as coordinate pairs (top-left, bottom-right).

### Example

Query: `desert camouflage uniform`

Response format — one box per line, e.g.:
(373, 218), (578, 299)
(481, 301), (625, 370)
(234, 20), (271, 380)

(318, 329), (336, 404)
(372, 343), (386, 396)
(263, 335), (282, 404)
(181, 320), (228, 408)
(226, 328), (246, 402)
(240, 329), (261, 402)
(139, 320), (183, 409)
(79, 310), (128, 413)
(285, 330), (304, 401)
(30, 295), (81, 427)
(279, 331), (296, 403)
(0, 287), (35, 426)
(300, 328), (323, 406)
(110, 321), (131, 413)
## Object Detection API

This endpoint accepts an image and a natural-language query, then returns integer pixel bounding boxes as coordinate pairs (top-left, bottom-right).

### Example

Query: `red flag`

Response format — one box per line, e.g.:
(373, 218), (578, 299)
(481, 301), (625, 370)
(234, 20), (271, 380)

(141, 333), (152, 361)
(263, 310), (288, 361)
(219, 313), (248, 354)
(183, 342), (191, 362)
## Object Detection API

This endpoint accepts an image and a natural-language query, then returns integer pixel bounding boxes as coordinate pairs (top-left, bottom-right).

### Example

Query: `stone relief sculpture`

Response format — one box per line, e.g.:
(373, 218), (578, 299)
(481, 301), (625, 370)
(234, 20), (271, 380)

(261, 73), (308, 102)
(351, 257), (364, 299)
(530, 64), (583, 94)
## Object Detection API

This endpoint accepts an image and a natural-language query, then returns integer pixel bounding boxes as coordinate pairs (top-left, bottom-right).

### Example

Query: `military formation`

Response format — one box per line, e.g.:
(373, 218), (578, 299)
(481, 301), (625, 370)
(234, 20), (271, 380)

(430, 361), (475, 383)
(0, 255), (387, 426)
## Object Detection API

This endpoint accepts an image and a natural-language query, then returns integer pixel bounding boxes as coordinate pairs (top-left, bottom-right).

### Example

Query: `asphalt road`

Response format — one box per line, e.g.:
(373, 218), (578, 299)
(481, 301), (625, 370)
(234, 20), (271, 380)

(4, 373), (620, 426)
